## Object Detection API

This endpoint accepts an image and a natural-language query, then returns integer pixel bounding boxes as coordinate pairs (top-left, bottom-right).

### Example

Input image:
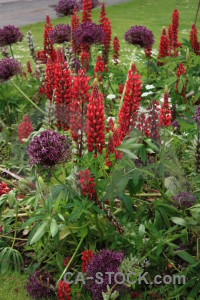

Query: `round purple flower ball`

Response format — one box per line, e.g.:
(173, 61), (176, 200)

(124, 25), (154, 48)
(73, 22), (104, 46)
(26, 270), (54, 299)
(172, 192), (195, 208)
(0, 25), (23, 47)
(49, 24), (71, 44)
(27, 130), (72, 168)
(0, 58), (21, 82)
(85, 249), (124, 300)
(55, 0), (79, 16)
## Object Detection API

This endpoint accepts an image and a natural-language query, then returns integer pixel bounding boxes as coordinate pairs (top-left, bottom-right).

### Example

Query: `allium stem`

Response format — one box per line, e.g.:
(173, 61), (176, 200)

(9, 45), (14, 58)
(56, 235), (85, 287)
(12, 81), (46, 115)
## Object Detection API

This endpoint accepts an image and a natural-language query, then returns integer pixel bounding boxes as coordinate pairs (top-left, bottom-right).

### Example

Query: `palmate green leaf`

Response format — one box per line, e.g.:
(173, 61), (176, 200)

(0, 247), (11, 274)
(50, 218), (58, 238)
(30, 221), (48, 245)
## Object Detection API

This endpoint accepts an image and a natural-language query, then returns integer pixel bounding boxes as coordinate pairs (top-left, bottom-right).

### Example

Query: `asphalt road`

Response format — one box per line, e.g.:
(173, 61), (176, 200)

(0, 0), (127, 27)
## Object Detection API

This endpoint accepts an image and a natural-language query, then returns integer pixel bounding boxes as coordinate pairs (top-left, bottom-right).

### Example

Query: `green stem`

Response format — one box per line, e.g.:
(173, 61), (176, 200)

(11, 215), (17, 248)
(9, 45), (14, 58)
(0, 235), (27, 241)
(56, 235), (85, 287)
(12, 81), (46, 115)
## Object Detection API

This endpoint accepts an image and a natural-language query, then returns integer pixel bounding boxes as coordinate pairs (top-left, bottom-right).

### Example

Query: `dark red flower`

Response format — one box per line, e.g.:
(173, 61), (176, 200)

(94, 55), (104, 81)
(147, 100), (161, 144)
(81, 249), (93, 272)
(82, 0), (92, 23)
(80, 49), (90, 71)
(36, 15), (56, 63)
(70, 69), (90, 157)
(158, 27), (169, 60)
(54, 59), (72, 130)
(71, 6), (81, 54)
(78, 169), (96, 200)
(0, 182), (10, 196)
(190, 24), (200, 55)
(105, 127), (122, 167)
(118, 64), (142, 141)
(99, 1), (106, 24)
(87, 80), (105, 156)
(176, 61), (187, 101)
(101, 16), (111, 65)
(113, 35), (120, 64)
(144, 45), (152, 58)
(26, 61), (32, 73)
(17, 115), (33, 144)
(159, 85), (172, 127)
(58, 280), (71, 300)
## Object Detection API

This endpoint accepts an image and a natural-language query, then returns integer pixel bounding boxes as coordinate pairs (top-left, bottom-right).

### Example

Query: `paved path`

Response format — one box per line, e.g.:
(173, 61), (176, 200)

(0, 0), (127, 27)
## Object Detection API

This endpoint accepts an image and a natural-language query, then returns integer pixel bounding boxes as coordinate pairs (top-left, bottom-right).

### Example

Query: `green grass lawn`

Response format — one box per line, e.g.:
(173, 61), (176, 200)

(0, 273), (30, 300)
(10, 0), (200, 67)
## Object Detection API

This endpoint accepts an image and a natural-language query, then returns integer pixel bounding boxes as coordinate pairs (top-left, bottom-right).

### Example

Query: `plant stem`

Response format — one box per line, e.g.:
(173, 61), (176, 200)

(9, 45), (14, 58)
(0, 235), (27, 241)
(194, 0), (200, 27)
(11, 215), (18, 248)
(56, 235), (85, 287)
(12, 81), (46, 115)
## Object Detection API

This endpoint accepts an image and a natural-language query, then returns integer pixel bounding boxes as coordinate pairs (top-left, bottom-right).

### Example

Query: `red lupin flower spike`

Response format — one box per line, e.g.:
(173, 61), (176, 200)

(82, 0), (92, 23)
(176, 62), (187, 102)
(158, 27), (169, 60)
(137, 112), (149, 138)
(144, 46), (152, 58)
(190, 24), (200, 55)
(94, 55), (104, 81)
(118, 64), (142, 141)
(99, 0), (106, 24)
(146, 100), (161, 144)
(71, 6), (81, 54)
(159, 85), (172, 127)
(105, 127), (122, 167)
(171, 9), (181, 56)
(36, 14), (56, 63)
(26, 61), (32, 73)
(54, 58), (72, 130)
(113, 35), (120, 65)
(101, 16), (111, 66)
(17, 115), (33, 144)
(81, 249), (93, 272)
(58, 280), (71, 300)
(81, 49), (90, 71)
(78, 169), (96, 200)
(168, 24), (173, 53)
(87, 79), (105, 157)
(70, 69), (90, 157)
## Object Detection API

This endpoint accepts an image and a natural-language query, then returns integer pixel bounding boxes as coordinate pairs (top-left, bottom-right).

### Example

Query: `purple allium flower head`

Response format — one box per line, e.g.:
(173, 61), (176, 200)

(73, 22), (104, 46)
(85, 249), (124, 299)
(55, 0), (80, 16)
(0, 25), (23, 47)
(49, 24), (71, 44)
(27, 130), (72, 168)
(193, 105), (200, 126)
(26, 270), (54, 299)
(0, 58), (21, 82)
(124, 25), (154, 48)
(172, 192), (195, 208)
